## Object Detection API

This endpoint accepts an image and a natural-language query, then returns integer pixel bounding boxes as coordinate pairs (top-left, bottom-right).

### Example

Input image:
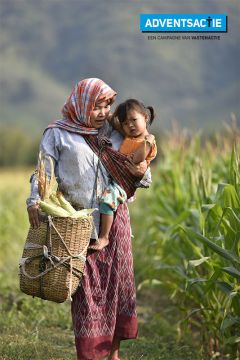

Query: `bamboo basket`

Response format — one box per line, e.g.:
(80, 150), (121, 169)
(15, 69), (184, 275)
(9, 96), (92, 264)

(19, 215), (92, 303)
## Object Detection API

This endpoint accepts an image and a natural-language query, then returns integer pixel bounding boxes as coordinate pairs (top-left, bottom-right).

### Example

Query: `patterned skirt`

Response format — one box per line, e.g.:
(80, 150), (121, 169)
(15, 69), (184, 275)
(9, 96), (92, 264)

(71, 203), (138, 359)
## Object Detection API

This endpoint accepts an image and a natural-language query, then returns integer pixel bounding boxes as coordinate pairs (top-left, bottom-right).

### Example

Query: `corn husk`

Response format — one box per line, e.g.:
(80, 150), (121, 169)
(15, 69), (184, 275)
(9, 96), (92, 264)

(49, 193), (61, 206)
(37, 153), (57, 201)
(39, 200), (70, 217)
(39, 197), (96, 218)
(71, 208), (97, 218)
(37, 153), (46, 200)
(37, 153), (95, 219)
(56, 192), (76, 215)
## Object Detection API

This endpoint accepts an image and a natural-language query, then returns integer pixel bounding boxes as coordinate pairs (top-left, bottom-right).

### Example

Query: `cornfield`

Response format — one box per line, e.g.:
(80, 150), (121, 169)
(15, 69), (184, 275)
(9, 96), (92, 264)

(130, 119), (240, 359)
(0, 120), (239, 359)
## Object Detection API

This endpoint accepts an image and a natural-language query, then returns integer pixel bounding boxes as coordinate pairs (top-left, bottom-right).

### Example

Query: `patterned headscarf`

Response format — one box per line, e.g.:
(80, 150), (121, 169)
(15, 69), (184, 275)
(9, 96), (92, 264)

(49, 78), (117, 135)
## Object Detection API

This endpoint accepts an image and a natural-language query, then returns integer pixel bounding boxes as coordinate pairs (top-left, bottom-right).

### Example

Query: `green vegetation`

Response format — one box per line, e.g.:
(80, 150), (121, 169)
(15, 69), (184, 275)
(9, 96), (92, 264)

(130, 123), (240, 359)
(0, 127), (40, 167)
(0, 124), (239, 359)
(0, 170), (199, 359)
(0, 0), (239, 134)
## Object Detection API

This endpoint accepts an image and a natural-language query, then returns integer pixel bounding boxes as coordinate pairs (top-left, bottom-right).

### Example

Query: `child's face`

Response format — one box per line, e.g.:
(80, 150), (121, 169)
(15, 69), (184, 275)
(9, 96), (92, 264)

(121, 109), (148, 138)
(90, 100), (111, 129)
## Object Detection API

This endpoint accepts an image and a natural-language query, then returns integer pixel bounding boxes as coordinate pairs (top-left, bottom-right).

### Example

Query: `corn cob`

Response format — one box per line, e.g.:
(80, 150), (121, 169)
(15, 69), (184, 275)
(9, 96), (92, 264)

(39, 200), (70, 217)
(49, 192), (61, 206)
(56, 192), (76, 215)
(37, 159), (95, 218)
(71, 208), (96, 218)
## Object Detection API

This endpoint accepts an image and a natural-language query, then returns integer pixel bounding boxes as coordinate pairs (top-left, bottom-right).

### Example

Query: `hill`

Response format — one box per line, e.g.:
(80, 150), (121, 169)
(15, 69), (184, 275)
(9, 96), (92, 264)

(0, 0), (239, 135)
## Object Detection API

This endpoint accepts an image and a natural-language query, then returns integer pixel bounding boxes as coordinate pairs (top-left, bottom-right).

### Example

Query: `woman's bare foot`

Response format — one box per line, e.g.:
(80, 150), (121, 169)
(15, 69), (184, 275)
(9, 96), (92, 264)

(89, 236), (109, 250)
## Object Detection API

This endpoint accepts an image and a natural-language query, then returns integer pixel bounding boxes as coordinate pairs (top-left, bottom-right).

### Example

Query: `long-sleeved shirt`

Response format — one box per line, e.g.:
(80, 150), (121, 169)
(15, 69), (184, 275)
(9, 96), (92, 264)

(26, 123), (151, 238)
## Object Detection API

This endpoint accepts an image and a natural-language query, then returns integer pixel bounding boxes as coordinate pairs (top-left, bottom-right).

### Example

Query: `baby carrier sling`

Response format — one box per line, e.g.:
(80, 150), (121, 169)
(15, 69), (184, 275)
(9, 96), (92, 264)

(83, 135), (138, 199)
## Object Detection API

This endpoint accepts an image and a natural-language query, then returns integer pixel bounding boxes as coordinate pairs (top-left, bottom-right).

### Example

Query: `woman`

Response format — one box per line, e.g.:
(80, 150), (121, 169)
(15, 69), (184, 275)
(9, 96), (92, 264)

(27, 78), (150, 360)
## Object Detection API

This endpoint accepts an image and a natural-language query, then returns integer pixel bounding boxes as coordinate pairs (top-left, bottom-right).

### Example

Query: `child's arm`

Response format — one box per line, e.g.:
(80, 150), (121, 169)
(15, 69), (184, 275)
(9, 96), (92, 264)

(131, 134), (155, 164)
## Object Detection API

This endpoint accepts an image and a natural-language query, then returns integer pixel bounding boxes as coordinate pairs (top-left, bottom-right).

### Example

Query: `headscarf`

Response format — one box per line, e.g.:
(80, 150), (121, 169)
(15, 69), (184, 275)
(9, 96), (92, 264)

(48, 78), (117, 135)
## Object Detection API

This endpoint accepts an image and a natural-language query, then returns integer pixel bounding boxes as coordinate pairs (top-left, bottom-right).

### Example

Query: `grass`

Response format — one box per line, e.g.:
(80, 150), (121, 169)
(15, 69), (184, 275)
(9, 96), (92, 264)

(0, 289), (202, 360)
(0, 167), (204, 359)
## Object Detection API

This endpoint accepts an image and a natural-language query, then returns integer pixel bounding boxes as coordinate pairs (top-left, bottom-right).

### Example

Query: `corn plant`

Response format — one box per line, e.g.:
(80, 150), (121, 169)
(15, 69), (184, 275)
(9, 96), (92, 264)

(130, 123), (240, 358)
(182, 146), (240, 358)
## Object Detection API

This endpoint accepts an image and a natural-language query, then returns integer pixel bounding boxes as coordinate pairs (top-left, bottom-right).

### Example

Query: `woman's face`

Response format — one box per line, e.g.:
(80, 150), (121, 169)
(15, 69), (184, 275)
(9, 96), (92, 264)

(90, 100), (111, 129)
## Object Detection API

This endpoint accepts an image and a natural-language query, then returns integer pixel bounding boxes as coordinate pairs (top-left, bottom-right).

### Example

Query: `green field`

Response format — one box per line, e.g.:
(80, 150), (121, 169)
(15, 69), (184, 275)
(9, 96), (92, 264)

(0, 125), (239, 359)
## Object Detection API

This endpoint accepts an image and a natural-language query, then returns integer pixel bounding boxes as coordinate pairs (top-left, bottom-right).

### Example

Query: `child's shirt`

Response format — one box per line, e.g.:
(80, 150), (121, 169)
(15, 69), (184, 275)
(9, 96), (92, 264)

(120, 137), (157, 165)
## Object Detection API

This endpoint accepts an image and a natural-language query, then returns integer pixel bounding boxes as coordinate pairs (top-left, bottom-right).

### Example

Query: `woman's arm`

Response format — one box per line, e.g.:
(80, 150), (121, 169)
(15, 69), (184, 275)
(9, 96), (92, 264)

(125, 159), (152, 189)
(27, 169), (41, 229)
(125, 159), (147, 177)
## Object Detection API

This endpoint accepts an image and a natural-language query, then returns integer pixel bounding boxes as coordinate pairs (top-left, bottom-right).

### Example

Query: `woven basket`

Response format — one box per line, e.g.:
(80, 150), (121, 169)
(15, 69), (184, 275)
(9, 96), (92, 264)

(19, 215), (92, 303)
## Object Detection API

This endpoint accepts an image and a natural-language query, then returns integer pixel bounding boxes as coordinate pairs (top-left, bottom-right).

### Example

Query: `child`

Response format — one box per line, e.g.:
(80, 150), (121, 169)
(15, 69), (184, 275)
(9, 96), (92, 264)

(90, 99), (157, 250)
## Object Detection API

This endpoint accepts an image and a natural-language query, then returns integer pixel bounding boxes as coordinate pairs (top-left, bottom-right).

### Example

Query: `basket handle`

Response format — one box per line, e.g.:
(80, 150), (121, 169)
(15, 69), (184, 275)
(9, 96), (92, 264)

(48, 216), (90, 258)
(20, 242), (88, 280)
(20, 254), (70, 279)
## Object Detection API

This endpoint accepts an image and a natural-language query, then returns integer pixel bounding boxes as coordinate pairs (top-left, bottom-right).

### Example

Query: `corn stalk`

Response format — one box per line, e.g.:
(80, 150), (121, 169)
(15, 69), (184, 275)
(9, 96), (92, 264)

(131, 124), (240, 358)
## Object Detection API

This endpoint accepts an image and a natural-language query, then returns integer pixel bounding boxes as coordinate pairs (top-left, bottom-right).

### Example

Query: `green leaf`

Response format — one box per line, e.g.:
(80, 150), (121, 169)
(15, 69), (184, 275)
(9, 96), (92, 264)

(183, 227), (240, 264)
(189, 257), (210, 267)
(187, 278), (207, 287)
(229, 144), (240, 191)
(232, 295), (240, 316)
(222, 266), (240, 280)
(182, 308), (203, 322)
(201, 204), (216, 212)
(216, 281), (234, 294)
(220, 316), (240, 331)
(137, 279), (163, 291)
(224, 207), (240, 226)
(204, 268), (222, 294)
(225, 336), (240, 344)
(216, 183), (240, 208)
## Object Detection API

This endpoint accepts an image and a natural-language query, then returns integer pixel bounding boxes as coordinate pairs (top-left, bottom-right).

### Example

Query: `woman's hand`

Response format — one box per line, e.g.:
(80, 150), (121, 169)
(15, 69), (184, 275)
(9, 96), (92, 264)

(125, 159), (148, 178)
(27, 204), (40, 229)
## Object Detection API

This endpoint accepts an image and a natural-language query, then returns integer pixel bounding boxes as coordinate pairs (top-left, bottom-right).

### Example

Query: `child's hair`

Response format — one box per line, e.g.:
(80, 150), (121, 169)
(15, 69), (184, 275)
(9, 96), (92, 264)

(113, 99), (155, 125)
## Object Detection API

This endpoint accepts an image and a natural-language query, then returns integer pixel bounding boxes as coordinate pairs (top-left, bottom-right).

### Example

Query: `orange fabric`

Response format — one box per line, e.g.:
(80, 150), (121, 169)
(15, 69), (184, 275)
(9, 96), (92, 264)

(120, 137), (157, 165)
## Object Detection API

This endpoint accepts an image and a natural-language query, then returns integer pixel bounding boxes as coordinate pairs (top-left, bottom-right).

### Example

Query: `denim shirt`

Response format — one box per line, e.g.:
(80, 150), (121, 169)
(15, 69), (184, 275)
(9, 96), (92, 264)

(26, 124), (152, 238)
